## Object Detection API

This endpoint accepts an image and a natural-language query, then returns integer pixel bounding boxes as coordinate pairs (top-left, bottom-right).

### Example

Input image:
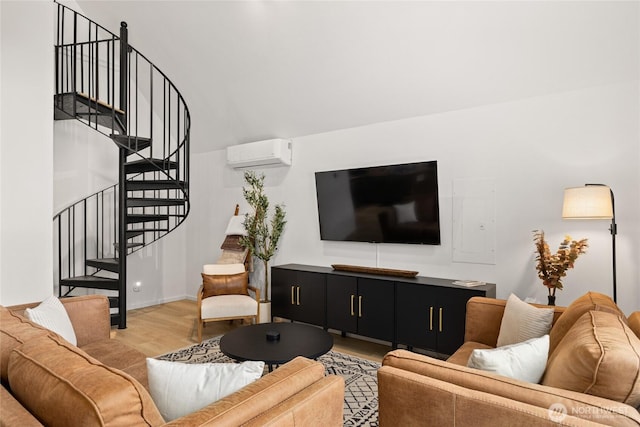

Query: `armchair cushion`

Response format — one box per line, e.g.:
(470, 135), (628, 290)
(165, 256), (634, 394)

(543, 310), (640, 407)
(201, 294), (258, 319)
(202, 271), (249, 298)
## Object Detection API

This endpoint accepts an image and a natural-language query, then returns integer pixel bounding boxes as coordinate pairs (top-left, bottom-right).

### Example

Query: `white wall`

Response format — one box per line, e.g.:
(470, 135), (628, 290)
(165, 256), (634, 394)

(0, 1), (54, 305)
(189, 81), (639, 315)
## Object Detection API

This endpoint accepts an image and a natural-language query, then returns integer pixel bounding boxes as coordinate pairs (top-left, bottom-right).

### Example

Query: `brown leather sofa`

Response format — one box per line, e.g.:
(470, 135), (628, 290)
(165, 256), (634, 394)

(1, 295), (344, 426)
(378, 292), (640, 426)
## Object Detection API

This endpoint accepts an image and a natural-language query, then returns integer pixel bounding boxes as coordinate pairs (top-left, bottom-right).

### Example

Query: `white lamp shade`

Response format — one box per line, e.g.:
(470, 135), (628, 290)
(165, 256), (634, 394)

(562, 186), (613, 219)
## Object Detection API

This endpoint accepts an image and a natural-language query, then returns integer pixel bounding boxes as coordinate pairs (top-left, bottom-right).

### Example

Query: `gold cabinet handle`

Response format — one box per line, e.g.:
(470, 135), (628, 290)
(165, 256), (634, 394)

(429, 306), (433, 331)
(296, 286), (300, 305)
(291, 286), (295, 305)
(358, 295), (363, 318)
(350, 295), (355, 316)
(439, 307), (443, 332)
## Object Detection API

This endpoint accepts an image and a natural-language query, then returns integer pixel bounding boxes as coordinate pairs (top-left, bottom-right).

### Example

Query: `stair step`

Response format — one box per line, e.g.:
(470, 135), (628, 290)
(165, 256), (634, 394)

(127, 180), (186, 191)
(54, 93), (126, 134)
(111, 135), (152, 153)
(113, 242), (145, 251)
(127, 214), (170, 224)
(127, 228), (169, 239)
(76, 92), (125, 115)
(86, 258), (119, 273)
(59, 276), (119, 291)
(127, 197), (186, 207)
(125, 158), (177, 174)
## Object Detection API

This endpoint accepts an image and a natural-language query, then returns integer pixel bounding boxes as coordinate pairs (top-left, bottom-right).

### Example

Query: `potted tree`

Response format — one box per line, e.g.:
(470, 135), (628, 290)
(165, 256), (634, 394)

(240, 171), (286, 322)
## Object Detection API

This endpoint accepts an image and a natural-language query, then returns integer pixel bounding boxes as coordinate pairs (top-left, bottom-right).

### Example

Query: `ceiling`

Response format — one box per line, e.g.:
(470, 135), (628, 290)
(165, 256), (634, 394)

(71, 1), (638, 154)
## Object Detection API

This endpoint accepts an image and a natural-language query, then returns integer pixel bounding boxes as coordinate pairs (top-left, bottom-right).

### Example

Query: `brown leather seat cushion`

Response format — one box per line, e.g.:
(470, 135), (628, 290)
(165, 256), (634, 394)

(81, 339), (150, 389)
(8, 334), (164, 426)
(543, 310), (640, 407)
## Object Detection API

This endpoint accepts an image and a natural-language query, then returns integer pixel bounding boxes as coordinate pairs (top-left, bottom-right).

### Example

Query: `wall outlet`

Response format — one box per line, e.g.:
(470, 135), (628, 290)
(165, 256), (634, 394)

(133, 281), (142, 292)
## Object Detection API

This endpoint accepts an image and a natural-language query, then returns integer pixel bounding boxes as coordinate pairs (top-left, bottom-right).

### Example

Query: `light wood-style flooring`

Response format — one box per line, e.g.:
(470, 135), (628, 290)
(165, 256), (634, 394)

(111, 299), (389, 363)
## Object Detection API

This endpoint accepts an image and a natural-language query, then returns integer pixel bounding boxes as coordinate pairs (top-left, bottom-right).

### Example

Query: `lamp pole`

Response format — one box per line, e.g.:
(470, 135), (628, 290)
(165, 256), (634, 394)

(586, 184), (617, 303)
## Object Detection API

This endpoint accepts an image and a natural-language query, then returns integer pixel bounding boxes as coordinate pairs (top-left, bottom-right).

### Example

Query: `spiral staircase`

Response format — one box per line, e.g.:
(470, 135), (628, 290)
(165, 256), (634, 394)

(53, 3), (190, 328)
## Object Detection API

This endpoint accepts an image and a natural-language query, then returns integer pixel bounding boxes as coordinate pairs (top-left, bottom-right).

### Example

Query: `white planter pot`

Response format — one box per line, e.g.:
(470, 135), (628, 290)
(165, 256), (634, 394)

(258, 302), (271, 324)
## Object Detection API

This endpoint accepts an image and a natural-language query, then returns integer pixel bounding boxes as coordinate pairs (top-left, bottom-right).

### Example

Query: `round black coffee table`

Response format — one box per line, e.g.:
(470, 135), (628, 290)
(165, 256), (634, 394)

(220, 322), (333, 371)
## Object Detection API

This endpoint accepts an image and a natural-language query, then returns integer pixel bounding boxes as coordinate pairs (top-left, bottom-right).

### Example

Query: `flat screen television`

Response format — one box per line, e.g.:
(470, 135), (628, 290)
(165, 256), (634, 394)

(315, 161), (440, 245)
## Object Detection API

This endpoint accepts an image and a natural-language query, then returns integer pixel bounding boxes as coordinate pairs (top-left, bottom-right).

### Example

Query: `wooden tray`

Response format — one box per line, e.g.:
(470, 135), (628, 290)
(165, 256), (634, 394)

(331, 264), (418, 278)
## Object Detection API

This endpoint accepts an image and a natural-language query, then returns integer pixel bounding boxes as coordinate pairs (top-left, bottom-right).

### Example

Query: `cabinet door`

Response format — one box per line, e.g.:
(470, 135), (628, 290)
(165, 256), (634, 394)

(294, 271), (326, 326)
(357, 278), (395, 342)
(271, 267), (296, 320)
(326, 275), (358, 333)
(395, 283), (438, 350)
(437, 287), (484, 355)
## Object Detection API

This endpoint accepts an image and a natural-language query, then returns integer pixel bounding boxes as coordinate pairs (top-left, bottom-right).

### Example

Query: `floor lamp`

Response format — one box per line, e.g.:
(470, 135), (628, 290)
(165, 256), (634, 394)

(562, 184), (617, 303)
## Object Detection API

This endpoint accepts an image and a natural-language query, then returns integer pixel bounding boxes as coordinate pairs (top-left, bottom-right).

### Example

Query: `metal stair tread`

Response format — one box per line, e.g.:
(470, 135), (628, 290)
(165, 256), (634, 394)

(111, 134), (153, 153)
(59, 275), (119, 291)
(127, 197), (186, 207)
(127, 213), (170, 223)
(77, 92), (125, 115)
(86, 258), (119, 273)
(127, 180), (186, 190)
(125, 158), (178, 173)
(54, 93), (126, 134)
(127, 228), (169, 238)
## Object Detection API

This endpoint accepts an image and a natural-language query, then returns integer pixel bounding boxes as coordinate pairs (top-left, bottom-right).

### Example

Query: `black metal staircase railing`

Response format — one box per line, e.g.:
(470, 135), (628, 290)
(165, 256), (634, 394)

(53, 2), (190, 328)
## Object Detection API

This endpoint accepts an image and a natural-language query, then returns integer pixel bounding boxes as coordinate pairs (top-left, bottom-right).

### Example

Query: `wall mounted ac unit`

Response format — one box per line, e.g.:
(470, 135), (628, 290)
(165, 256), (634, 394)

(226, 138), (292, 169)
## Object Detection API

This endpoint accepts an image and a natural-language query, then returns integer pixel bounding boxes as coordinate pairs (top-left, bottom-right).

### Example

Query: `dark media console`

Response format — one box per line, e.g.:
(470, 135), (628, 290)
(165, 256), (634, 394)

(271, 264), (496, 356)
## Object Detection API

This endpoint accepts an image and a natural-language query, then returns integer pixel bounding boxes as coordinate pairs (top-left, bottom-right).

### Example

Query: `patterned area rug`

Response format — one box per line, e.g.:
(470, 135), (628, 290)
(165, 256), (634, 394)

(158, 336), (380, 426)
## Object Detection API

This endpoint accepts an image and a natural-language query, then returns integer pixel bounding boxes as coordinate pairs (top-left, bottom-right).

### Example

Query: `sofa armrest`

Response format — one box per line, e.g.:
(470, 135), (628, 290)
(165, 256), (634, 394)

(164, 357), (329, 426)
(60, 295), (111, 346)
(7, 295), (111, 347)
(378, 365), (607, 426)
(243, 375), (344, 426)
(464, 297), (566, 347)
(382, 350), (640, 426)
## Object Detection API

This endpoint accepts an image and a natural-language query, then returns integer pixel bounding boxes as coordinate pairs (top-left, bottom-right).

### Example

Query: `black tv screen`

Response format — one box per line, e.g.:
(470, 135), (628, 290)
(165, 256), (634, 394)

(315, 161), (440, 245)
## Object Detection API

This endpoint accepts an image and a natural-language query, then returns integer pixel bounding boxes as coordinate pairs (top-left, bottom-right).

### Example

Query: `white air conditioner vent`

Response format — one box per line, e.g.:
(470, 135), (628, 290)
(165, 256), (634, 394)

(226, 138), (292, 169)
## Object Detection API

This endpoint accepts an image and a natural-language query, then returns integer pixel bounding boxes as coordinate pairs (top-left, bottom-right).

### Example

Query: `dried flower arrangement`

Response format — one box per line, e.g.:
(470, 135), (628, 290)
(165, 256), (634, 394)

(533, 230), (588, 303)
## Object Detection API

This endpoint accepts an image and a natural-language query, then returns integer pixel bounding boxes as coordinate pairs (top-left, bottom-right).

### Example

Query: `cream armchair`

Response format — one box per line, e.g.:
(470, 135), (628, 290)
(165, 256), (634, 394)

(197, 263), (260, 342)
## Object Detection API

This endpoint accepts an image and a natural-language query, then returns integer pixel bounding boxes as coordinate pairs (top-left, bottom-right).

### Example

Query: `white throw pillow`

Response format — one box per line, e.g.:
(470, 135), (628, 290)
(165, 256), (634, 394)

(146, 358), (264, 421)
(496, 293), (554, 347)
(467, 335), (550, 383)
(24, 295), (77, 346)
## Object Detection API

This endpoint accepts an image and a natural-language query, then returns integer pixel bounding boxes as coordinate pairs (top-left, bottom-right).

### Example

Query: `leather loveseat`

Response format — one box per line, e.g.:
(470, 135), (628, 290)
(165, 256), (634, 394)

(1, 295), (344, 426)
(378, 292), (640, 426)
